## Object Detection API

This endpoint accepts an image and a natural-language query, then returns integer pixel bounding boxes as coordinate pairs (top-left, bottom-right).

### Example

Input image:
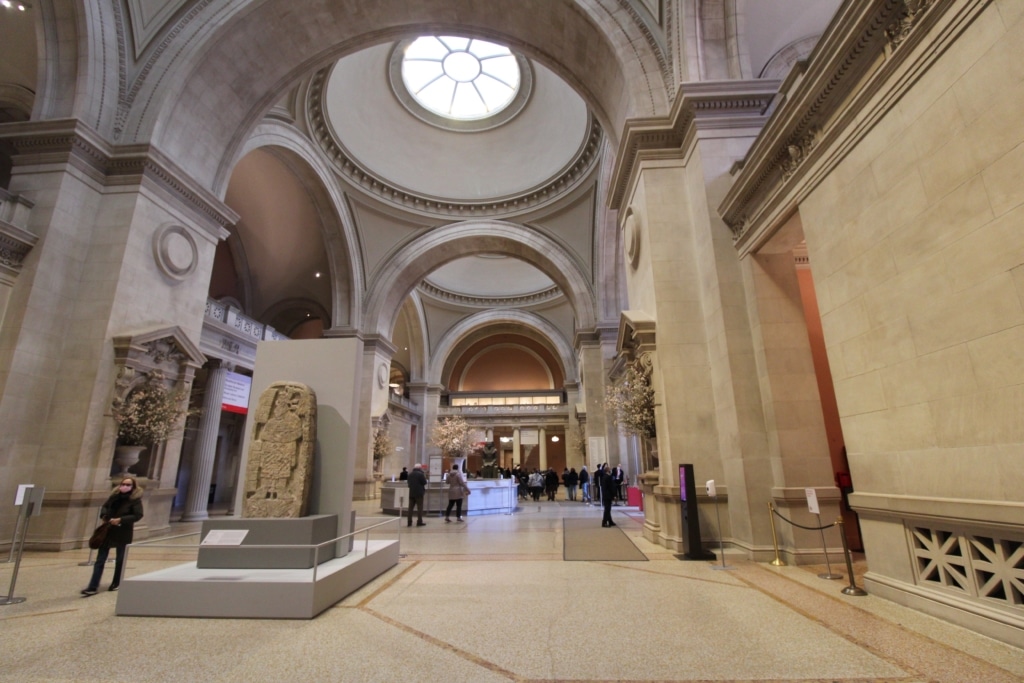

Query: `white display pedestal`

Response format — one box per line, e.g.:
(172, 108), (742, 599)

(115, 538), (398, 619)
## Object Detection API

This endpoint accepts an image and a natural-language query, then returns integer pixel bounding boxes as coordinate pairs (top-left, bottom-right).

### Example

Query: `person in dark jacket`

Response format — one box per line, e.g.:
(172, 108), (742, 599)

(579, 466), (591, 503)
(406, 463), (427, 527)
(544, 468), (559, 501)
(82, 476), (144, 595)
(601, 468), (617, 527)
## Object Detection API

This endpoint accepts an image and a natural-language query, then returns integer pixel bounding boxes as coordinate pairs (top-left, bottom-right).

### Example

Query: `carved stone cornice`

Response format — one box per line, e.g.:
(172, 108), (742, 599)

(719, 0), (966, 255)
(306, 68), (604, 219)
(607, 80), (779, 210)
(0, 119), (236, 238)
(0, 219), (37, 281)
(417, 280), (563, 308)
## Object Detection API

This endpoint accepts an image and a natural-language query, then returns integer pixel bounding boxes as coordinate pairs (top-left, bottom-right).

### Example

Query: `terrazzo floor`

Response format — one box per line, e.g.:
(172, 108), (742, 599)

(1, 499), (1021, 682)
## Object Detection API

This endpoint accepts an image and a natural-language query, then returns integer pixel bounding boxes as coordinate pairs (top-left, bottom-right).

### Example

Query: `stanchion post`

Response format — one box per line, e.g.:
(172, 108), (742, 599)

(5, 503), (26, 564)
(836, 518), (867, 596)
(768, 503), (786, 567)
(815, 512), (843, 580)
(1, 497), (37, 605)
(708, 480), (735, 571)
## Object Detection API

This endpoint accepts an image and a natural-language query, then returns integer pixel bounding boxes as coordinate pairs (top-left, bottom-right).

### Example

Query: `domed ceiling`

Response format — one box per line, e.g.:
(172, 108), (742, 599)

(322, 42), (591, 202)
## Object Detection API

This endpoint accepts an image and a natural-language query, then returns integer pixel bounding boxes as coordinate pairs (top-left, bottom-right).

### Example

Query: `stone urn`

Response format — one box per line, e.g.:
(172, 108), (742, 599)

(114, 444), (146, 474)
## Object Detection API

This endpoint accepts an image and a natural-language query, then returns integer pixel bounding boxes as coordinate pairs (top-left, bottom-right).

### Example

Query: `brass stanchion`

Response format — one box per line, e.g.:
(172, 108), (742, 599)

(768, 503), (786, 566)
(836, 518), (867, 596)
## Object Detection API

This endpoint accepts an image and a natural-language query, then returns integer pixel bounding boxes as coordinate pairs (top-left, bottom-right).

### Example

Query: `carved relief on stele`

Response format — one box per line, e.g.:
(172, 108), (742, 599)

(242, 381), (317, 518)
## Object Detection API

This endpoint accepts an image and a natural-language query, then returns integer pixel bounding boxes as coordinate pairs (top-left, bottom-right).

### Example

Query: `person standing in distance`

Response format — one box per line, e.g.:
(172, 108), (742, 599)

(81, 476), (144, 595)
(406, 463), (427, 527)
(445, 464), (468, 522)
(601, 468), (617, 527)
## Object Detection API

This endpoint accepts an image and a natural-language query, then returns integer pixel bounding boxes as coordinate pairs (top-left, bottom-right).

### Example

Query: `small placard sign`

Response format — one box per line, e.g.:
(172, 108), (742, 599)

(201, 529), (250, 546)
(805, 488), (820, 515)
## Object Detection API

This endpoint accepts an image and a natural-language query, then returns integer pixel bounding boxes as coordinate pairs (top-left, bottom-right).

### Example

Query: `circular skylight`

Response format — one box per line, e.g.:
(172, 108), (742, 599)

(402, 36), (520, 121)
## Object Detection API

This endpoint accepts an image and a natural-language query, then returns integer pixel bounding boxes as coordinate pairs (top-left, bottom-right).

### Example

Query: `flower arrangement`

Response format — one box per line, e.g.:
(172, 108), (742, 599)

(604, 365), (656, 438)
(429, 415), (474, 457)
(373, 427), (395, 460)
(112, 377), (193, 446)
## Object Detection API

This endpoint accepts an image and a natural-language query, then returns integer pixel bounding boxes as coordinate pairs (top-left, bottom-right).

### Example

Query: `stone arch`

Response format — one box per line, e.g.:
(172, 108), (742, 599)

(429, 309), (578, 388)
(233, 122), (362, 330)
(396, 295), (429, 381)
(120, 0), (669, 190)
(363, 220), (597, 339)
(759, 35), (820, 79)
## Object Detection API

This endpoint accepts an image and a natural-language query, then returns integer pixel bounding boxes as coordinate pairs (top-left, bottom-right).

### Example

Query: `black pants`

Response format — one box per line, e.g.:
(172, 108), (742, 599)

(88, 542), (127, 590)
(445, 498), (463, 519)
(407, 495), (424, 525)
(602, 498), (614, 526)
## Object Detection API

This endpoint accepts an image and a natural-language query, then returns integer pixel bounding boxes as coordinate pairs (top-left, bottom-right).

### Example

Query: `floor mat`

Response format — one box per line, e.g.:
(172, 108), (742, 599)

(562, 517), (647, 561)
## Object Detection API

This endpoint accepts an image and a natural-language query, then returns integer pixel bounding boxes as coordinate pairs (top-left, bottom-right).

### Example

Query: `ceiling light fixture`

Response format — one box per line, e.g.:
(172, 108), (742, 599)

(314, 272), (321, 278)
(551, 436), (559, 442)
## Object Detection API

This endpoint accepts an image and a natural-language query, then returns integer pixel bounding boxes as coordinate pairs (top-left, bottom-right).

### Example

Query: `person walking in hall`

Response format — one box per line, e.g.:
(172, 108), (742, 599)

(445, 464), (469, 522)
(406, 463), (427, 527)
(81, 476), (144, 595)
(600, 466), (617, 527)
(544, 467), (559, 501)
(579, 465), (591, 503)
(593, 463), (606, 505)
(561, 468), (571, 500)
(528, 469), (543, 501)
(566, 467), (579, 501)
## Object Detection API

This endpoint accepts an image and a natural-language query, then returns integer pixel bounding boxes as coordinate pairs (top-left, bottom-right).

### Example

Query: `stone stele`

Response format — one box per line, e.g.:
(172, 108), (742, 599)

(242, 381), (317, 518)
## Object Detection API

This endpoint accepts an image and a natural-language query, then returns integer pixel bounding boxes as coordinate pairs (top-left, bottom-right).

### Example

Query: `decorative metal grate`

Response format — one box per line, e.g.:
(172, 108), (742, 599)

(911, 526), (1024, 610)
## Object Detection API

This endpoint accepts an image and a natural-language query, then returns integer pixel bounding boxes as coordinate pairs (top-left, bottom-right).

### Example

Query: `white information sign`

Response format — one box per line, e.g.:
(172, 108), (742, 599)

(221, 372), (252, 414)
(805, 487), (820, 515)
(14, 484), (33, 505)
(201, 529), (250, 546)
(396, 489), (408, 509)
(706, 479), (717, 497)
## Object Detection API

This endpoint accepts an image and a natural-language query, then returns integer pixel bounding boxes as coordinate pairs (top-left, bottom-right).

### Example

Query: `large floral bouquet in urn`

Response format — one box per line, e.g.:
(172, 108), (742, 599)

(112, 377), (192, 446)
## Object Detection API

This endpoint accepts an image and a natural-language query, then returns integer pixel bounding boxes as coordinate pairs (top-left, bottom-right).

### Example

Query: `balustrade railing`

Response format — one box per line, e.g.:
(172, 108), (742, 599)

(204, 298), (288, 342)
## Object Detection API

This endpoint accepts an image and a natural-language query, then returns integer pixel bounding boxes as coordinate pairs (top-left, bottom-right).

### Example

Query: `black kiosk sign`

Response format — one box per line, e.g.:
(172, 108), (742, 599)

(677, 464), (715, 561)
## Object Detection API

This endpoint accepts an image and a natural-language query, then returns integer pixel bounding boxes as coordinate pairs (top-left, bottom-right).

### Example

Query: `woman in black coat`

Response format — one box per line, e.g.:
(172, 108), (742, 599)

(82, 476), (144, 595)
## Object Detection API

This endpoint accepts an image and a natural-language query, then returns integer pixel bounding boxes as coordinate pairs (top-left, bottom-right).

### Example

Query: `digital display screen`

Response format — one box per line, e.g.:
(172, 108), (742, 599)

(679, 465), (687, 501)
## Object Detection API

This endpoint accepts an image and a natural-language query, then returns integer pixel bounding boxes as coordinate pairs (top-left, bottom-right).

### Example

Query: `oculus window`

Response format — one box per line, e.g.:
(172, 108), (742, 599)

(391, 36), (532, 132)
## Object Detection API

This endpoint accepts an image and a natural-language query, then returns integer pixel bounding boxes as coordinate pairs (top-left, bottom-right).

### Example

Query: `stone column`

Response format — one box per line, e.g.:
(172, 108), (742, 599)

(181, 361), (228, 521)
(538, 427), (547, 470)
(512, 427), (521, 466)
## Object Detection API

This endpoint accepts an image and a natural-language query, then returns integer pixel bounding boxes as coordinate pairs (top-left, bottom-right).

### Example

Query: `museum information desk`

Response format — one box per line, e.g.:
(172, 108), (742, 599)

(381, 478), (516, 516)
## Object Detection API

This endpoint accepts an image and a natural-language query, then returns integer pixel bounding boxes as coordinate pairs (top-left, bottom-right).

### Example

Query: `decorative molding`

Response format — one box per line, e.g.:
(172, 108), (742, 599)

(616, 0), (675, 104)
(608, 80), (779, 210)
(112, 0), (219, 141)
(718, 0), (963, 253)
(152, 223), (198, 281)
(417, 280), (563, 308)
(885, 0), (939, 52)
(0, 120), (237, 236)
(307, 67), (604, 219)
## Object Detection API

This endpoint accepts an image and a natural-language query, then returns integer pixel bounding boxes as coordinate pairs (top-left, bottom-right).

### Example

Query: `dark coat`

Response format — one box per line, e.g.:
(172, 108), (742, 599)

(407, 467), (427, 498)
(100, 485), (144, 546)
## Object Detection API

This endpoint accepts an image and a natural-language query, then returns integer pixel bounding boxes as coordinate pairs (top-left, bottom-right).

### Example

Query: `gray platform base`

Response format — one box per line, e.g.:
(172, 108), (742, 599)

(197, 514), (338, 569)
(115, 539), (398, 619)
